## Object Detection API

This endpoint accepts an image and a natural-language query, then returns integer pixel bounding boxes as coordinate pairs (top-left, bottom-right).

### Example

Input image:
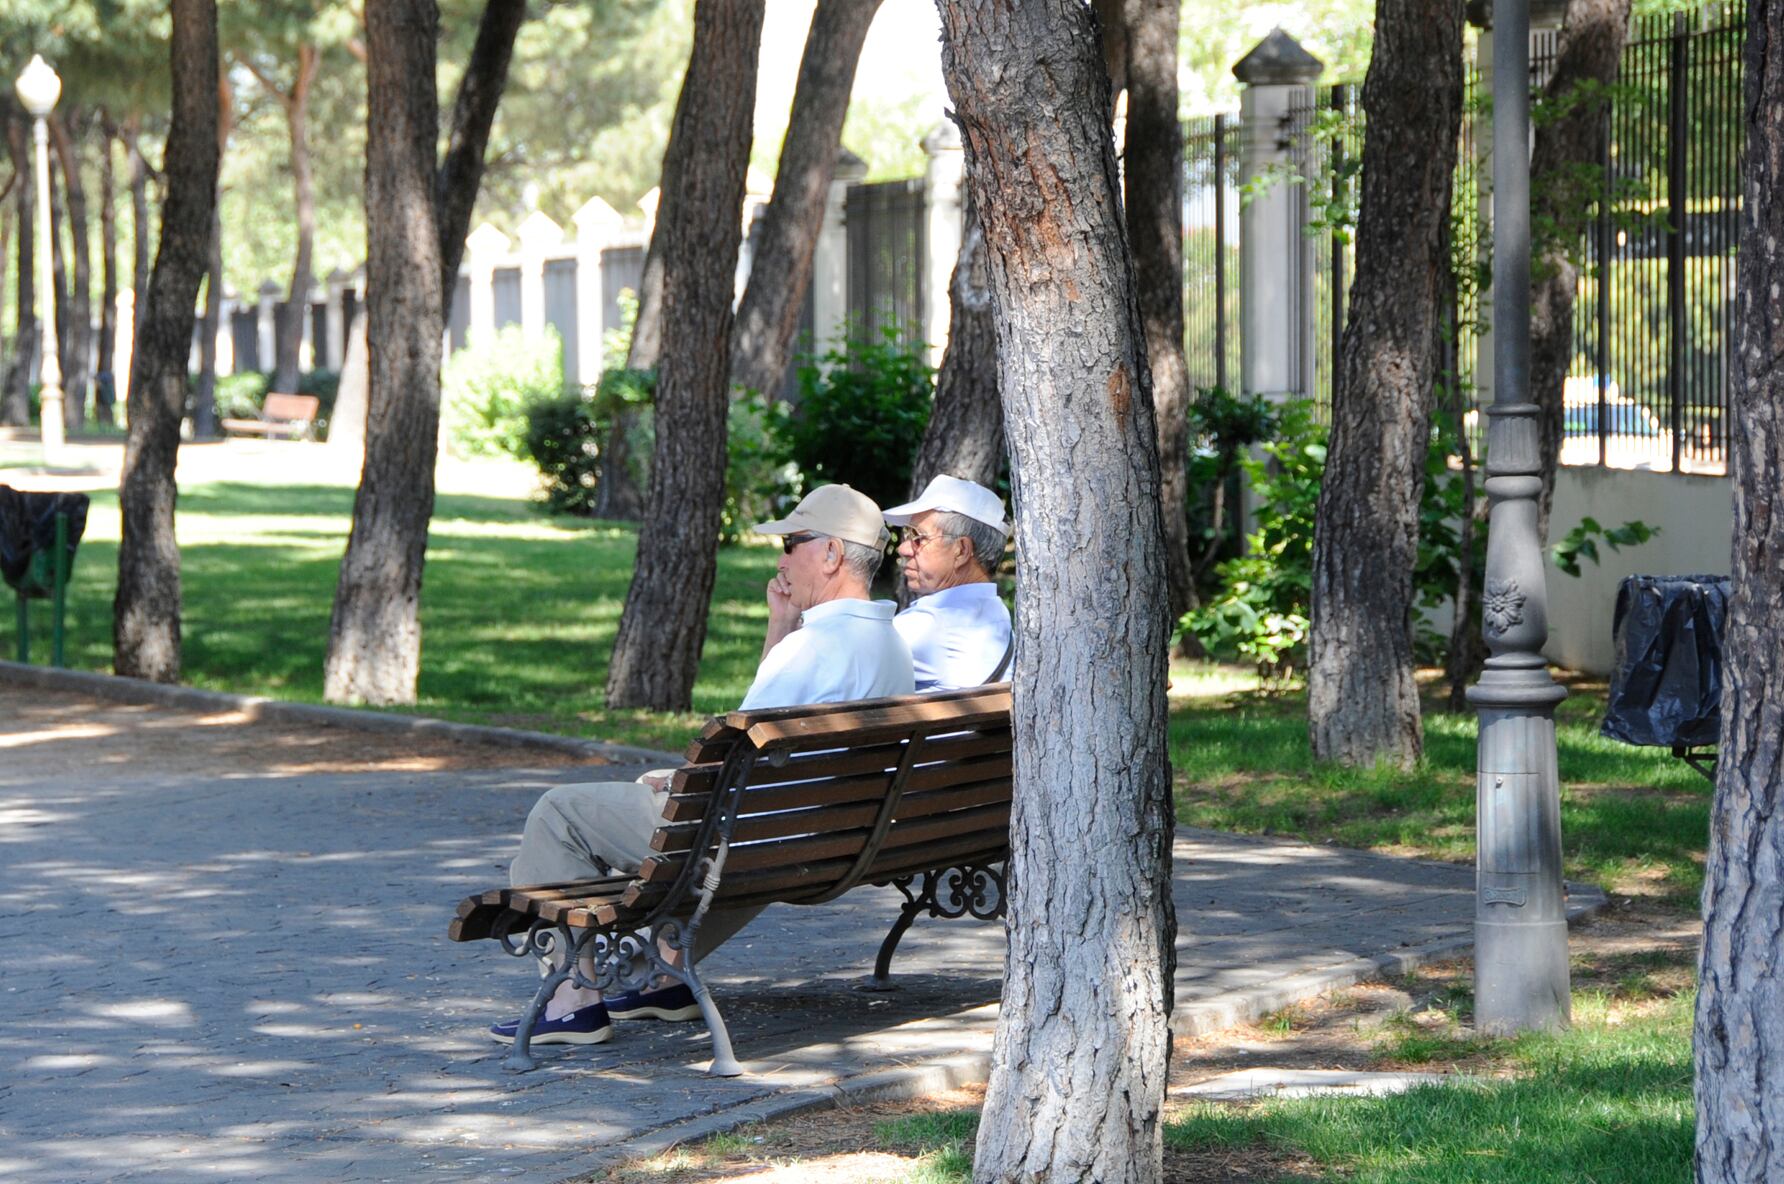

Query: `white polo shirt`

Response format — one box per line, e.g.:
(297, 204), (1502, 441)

(739, 598), (915, 710)
(893, 581), (1013, 692)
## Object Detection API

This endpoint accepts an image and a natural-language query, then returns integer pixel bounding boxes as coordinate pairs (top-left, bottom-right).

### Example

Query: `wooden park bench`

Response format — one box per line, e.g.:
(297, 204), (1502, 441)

(220, 392), (320, 440)
(449, 683), (1013, 1076)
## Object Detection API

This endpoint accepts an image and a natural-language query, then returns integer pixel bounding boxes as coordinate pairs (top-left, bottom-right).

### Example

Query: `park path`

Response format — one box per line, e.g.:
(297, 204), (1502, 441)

(0, 680), (1600, 1184)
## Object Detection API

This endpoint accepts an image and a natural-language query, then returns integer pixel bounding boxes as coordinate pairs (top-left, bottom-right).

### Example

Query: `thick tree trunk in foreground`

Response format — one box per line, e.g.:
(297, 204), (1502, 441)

(938, 4), (1176, 1181)
(324, 0), (523, 705)
(97, 117), (119, 426)
(1529, 0), (1632, 542)
(50, 114), (93, 431)
(324, 0), (445, 705)
(270, 44), (320, 395)
(1307, 0), (1462, 768)
(114, 0), (219, 683)
(1693, 5), (1784, 1177)
(3, 115), (34, 427)
(910, 195), (1001, 494)
(606, 0), (764, 710)
(730, 0), (881, 398)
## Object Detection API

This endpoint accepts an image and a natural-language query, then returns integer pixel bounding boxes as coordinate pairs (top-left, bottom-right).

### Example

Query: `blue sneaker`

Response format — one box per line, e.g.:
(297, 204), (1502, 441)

(488, 1003), (613, 1046)
(606, 982), (702, 1022)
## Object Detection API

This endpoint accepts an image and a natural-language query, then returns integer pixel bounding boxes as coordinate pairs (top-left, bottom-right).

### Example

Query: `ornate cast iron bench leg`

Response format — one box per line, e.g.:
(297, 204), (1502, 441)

(866, 861), (1007, 992)
(499, 922), (595, 1073)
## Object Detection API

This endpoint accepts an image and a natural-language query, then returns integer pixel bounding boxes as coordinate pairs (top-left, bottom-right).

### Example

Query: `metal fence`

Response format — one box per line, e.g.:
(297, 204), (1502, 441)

(846, 178), (926, 348)
(1184, 113), (1241, 396)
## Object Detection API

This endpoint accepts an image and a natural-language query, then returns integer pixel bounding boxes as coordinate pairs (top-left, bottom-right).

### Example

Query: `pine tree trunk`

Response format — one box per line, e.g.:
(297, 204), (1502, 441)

(323, 0), (445, 706)
(1529, 0), (1632, 543)
(605, 0), (765, 711)
(909, 194), (1001, 494)
(1693, 3), (1784, 1175)
(729, 0), (881, 399)
(273, 45), (319, 396)
(938, 4), (1176, 1181)
(97, 116), (119, 426)
(50, 114), (92, 432)
(1123, 0), (1192, 622)
(193, 76), (232, 441)
(2, 114), (34, 427)
(114, 0), (220, 683)
(1307, 0), (1462, 768)
(327, 307), (368, 456)
(323, 0), (523, 705)
(129, 124), (152, 370)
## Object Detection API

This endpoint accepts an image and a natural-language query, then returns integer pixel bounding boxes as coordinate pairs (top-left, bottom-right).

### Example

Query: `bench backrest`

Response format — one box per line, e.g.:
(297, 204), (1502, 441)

(623, 684), (1013, 915)
(263, 393), (321, 422)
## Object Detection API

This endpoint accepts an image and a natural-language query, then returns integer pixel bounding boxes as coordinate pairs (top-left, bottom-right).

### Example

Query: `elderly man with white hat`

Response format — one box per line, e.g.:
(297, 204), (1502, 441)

(488, 483), (912, 1050)
(882, 474), (1014, 691)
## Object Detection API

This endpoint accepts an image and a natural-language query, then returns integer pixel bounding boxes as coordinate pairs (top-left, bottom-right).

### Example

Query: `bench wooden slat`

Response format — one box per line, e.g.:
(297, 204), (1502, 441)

(735, 694), (1011, 752)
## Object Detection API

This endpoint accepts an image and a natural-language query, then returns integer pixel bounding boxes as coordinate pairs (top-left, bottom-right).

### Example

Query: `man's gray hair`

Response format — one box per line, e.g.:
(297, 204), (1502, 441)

(839, 538), (884, 583)
(934, 510), (1007, 572)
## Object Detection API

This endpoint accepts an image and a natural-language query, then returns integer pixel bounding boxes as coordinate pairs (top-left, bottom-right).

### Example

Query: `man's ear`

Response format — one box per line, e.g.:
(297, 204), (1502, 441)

(823, 538), (844, 573)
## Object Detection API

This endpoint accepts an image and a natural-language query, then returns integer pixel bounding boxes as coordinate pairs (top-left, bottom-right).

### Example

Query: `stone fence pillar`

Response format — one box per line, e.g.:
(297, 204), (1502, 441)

(573, 197), (625, 385)
(922, 122), (965, 371)
(811, 147), (867, 360)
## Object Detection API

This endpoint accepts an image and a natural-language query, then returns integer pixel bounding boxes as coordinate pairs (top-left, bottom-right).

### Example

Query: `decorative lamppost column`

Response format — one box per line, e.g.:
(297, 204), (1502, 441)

(15, 55), (64, 464)
(1467, 0), (1571, 1035)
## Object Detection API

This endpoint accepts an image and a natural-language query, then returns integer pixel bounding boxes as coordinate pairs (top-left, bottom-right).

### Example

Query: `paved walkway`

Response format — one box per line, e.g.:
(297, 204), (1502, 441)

(0, 682), (1601, 1184)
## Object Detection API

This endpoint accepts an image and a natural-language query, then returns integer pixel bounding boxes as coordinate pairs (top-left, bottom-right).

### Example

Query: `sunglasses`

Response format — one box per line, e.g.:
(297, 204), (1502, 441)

(781, 532), (823, 554)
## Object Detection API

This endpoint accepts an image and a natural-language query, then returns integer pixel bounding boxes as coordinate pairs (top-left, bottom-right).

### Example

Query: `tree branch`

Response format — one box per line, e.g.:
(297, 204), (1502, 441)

(434, 0), (526, 290)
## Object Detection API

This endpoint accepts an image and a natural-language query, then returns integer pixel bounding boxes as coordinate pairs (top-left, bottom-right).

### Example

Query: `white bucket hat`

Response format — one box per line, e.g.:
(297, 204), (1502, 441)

(882, 474), (1009, 534)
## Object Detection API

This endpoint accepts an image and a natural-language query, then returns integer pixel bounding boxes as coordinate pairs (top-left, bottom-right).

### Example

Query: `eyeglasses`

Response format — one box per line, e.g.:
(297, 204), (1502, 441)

(899, 528), (950, 552)
(781, 532), (822, 555)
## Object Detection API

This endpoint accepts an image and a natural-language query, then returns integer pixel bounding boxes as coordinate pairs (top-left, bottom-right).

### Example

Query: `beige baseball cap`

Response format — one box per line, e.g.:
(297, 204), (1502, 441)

(753, 484), (890, 549)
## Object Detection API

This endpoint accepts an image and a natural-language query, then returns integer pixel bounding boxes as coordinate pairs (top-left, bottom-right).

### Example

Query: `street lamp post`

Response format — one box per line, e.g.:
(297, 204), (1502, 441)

(15, 54), (64, 465)
(1467, 0), (1572, 1034)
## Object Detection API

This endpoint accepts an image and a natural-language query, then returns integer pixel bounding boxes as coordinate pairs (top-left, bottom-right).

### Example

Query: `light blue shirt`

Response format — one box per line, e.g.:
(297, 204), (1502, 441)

(739, 598), (915, 710)
(893, 582), (1013, 692)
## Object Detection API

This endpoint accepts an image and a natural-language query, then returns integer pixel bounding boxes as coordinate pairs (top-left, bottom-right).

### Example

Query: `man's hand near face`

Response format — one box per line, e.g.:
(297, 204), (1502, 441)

(762, 571), (801, 659)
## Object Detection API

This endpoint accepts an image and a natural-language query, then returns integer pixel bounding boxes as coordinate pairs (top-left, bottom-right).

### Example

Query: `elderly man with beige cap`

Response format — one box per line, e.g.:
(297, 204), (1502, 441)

(488, 483), (912, 1050)
(882, 474), (1014, 691)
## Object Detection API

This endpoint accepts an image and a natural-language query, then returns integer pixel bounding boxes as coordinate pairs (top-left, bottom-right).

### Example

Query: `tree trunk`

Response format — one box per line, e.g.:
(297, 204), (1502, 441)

(97, 116), (119, 426)
(729, 0), (881, 399)
(327, 306), (368, 458)
(2, 114), (34, 427)
(129, 123), (152, 370)
(114, 0), (220, 683)
(909, 194), (1001, 494)
(605, 0), (765, 711)
(323, 0), (524, 705)
(1528, 0), (1632, 543)
(194, 75), (233, 440)
(49, 114), (92, 432)
(1307, 0), (1462, 769)
(1693, 3), (1784, 1176)
(1122, 0), (1192, 622)
(937, 4), (1176, 1182)
(272, 44), (320, 395)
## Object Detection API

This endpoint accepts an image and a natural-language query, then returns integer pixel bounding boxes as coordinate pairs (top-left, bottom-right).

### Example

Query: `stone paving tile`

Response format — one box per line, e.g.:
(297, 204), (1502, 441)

(0, 717), (1503, 1184)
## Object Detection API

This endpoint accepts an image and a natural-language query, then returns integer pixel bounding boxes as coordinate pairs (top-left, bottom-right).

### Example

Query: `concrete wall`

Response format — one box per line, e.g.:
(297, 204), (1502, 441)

(1544, 466), (1732, 675)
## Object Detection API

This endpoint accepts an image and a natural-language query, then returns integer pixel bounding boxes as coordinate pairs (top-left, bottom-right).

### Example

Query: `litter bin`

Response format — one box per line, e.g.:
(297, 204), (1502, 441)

(0, 486), (90, 666)
(1600, 573), (1729, 780)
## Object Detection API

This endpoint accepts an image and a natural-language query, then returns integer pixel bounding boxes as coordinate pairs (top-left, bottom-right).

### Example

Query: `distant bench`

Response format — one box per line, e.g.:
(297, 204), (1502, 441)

(221, 393), (320, 440)
(449, 684), (1013, 1076)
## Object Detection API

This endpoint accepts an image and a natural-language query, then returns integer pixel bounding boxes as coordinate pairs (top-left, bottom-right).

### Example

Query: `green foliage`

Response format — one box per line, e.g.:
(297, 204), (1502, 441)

(1551, 517), (1661, 578)
(1185, 386), (1278, 587)
(520, 366), (656, 516)
(443, 326), (568, 459)
(774, 330), (934, 511)
(209, 372), (271, 421)
(722, 389), (793, 545)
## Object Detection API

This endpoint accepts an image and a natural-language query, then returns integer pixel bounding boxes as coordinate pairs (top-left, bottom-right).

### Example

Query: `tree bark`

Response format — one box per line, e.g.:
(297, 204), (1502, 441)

(269, 43), (320, 395)
(605, 0), (765, 711)
(1121, 0), (1192, 622)
(128, 122), (152, 370)
(1528, 0), (1632, 543)
(114, 0), (220, 683)
(194, 76), (233, 440)
(909, 194), (1001, 495)
(323, 0), (524, 705)
(729, 0), (882, 399)
(1693, 2), (1784, 1176)
(49, 114), (93, 432)
(97, 116), (119, 426)
(2, 113), (34, 427)
(1307, 0), (1462, 769)
(937, 4), (1176, 1182)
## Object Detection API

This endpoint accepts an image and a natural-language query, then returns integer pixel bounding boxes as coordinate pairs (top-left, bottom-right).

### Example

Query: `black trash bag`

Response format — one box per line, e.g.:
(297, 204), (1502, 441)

(1600, 573), (1730, 748)
(0, 486), (90, 599)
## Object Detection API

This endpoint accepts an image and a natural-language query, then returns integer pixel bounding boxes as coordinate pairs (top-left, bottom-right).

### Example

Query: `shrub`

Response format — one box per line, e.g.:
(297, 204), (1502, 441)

(520, 367), (656, 517)
(443, 325), (567, 458)
(773, 329), (933, 510)
(723, 389), (796, 543)
(208, 372), (270, 422)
